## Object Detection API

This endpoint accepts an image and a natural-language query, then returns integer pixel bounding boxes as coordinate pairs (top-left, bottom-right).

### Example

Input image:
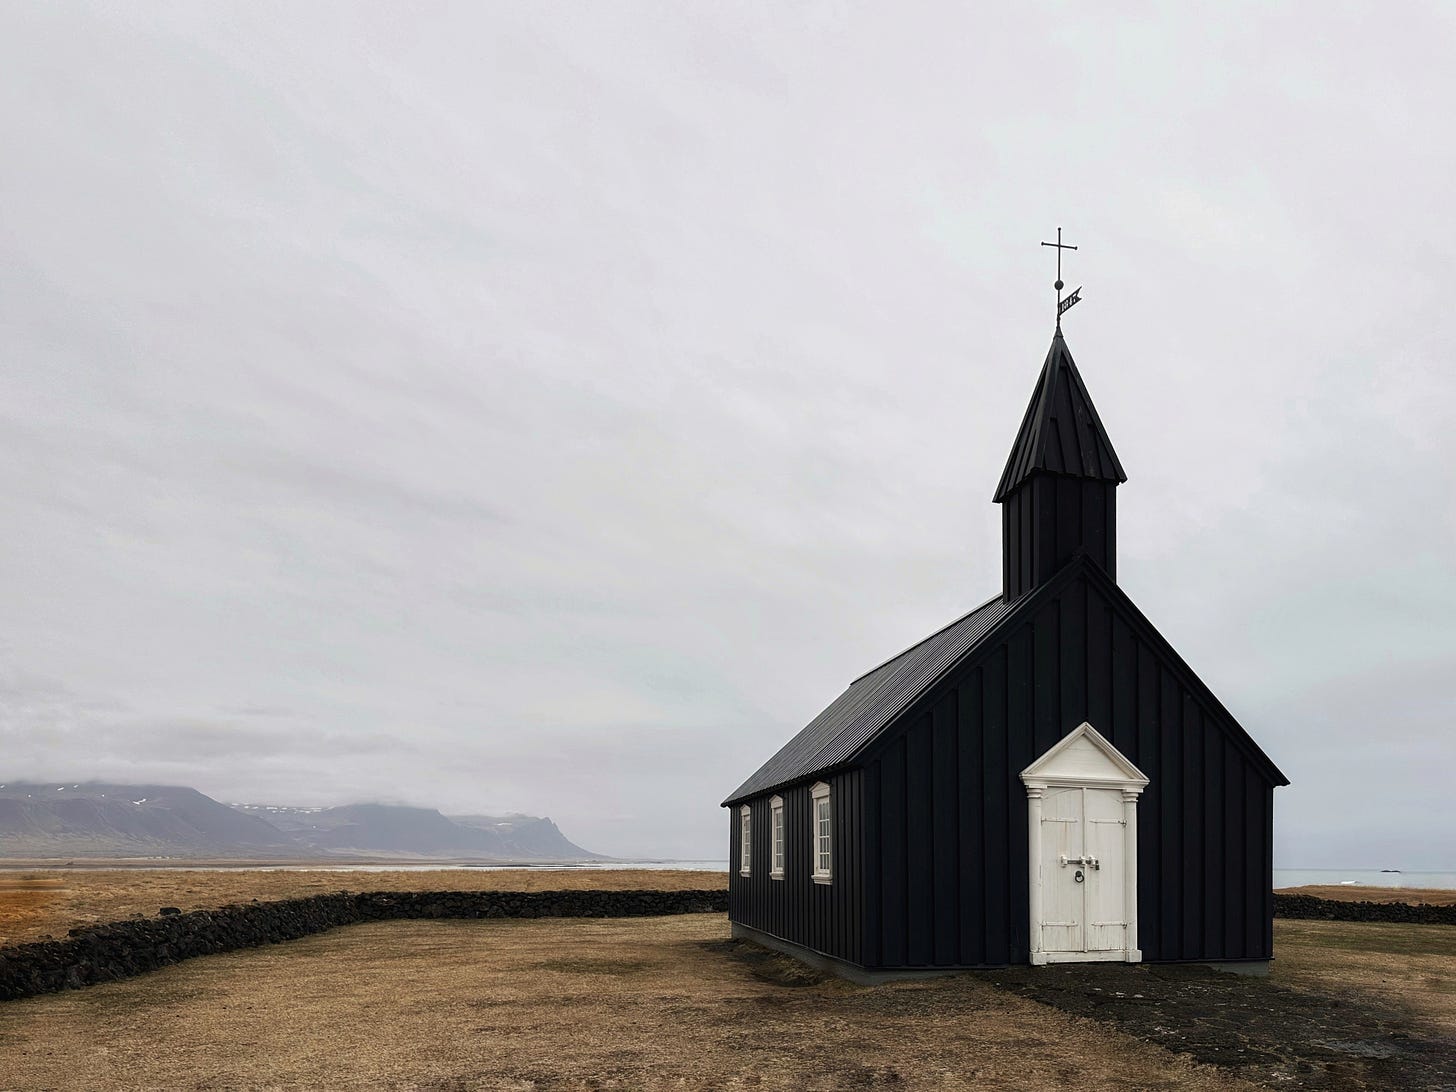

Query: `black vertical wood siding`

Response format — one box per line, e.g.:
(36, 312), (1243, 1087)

(727, 768), (863, 966)
(850, 570), (1277, 968)
(1003, 475), (1118, 599)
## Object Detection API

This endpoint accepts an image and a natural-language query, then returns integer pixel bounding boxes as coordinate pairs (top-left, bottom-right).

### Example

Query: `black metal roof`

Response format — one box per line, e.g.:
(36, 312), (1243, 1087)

(993, 331), (1127, 502)
(722, 594), (1019, 805)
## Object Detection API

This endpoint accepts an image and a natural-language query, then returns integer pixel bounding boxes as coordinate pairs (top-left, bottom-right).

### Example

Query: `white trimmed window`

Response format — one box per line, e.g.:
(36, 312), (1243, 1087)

(739, 805), (752, 877)
(770, 795), (785, 879)
(811, 781), (832, 884)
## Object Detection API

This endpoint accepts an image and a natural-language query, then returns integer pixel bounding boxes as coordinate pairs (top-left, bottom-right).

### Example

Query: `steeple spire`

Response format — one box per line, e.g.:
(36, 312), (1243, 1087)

(996, 332), (1126, 600)
(994, 332), (1125, 502)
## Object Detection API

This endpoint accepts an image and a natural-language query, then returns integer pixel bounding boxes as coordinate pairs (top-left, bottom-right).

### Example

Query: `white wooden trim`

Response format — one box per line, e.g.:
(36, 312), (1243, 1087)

(1026, 786), (1045, 965)
(769, 795), (785, 879)
(739, 804), (752, 877)
(1020, 721), (1150, 791)
(1041, 949), (1130, 964)
(1122, 788), (1141, 961)
(1021, 723), (1148, 966)
(810, 781), (832, 884)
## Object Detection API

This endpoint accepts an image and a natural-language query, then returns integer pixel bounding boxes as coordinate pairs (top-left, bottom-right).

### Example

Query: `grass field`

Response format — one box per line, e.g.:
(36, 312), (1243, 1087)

(0, 867), (727, 945)
(1, 871), (1451, 1089)
(0, 913), (1259, 1091)
(1271, 917), (1456, 1034)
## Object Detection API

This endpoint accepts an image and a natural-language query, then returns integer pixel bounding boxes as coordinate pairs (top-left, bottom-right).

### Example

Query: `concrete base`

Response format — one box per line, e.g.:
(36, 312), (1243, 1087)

(731, 923), (1271, 982)
(730, 923), (965, 985)
(1199, 960), (1271, 977)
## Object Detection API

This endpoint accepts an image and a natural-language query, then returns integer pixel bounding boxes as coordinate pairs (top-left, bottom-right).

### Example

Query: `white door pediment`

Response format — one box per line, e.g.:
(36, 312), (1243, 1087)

(1020, 722), (1149, 791)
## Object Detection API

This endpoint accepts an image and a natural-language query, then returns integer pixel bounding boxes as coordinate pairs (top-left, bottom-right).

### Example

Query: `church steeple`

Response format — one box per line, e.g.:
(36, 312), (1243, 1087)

(996, 330), (1126, 600)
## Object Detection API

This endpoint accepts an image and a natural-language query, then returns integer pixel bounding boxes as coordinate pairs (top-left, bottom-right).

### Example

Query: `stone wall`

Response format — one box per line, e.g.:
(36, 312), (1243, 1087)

(3, 889), (1446, 1003)
(0, 888), (728, 1003)
(1273, 893), (1456, 926)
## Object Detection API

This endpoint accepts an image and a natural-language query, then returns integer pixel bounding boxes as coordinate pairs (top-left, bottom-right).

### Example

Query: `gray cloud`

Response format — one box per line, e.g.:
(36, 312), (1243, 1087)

(1, 4), (1452, 865)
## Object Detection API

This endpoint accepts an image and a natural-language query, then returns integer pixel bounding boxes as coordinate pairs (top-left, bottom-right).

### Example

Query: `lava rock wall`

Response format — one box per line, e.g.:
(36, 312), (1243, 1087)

(2, 889), (1445, 1003)
(0, 888), (728, 1002)
(1273, 894), (1456, 925)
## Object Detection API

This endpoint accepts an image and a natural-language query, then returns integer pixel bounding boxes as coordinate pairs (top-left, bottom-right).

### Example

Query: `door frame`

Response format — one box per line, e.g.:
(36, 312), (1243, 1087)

(1020, 722), (1149, 966)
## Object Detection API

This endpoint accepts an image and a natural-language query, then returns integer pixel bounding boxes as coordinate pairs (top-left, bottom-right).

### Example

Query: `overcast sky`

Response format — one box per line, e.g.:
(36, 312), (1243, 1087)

(1, 3), (1452, 865)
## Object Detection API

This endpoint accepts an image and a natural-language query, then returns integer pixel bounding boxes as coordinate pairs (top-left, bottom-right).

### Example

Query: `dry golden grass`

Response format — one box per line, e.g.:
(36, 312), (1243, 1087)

(1270, 917), (1456, 1033)
(0, 867), (726, 945)
(1277, 883), (1456, 906)
(2, 873), (1439, 946)
(2, 871), (1450, 1088)
(0, 914), (1257, 1092)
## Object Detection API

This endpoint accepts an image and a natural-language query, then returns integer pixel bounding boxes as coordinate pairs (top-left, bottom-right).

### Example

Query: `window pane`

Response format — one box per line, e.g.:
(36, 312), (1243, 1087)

(815, 797), (831, 875)
(771, 808), (784, 871)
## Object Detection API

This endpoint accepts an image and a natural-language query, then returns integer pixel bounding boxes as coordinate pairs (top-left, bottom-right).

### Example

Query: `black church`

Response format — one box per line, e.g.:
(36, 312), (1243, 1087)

(723, 323), (1289, 978)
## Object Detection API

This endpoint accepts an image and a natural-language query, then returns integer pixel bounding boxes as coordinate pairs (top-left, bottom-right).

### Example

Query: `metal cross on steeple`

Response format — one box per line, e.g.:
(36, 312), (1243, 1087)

(1041, 227), (1082, 329)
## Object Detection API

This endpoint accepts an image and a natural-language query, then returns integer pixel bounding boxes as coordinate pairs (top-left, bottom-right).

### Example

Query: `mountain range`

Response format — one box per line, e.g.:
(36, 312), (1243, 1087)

(0, 782), (601, 861)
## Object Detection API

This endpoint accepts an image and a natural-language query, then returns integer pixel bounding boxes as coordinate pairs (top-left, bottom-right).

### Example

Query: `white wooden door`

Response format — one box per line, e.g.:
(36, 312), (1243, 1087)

(1022, 722), (1147, 965)
(1039, 786), (1084, 953)
(1084, 788), (1128, 951)
(1039, 786), (1128, 956)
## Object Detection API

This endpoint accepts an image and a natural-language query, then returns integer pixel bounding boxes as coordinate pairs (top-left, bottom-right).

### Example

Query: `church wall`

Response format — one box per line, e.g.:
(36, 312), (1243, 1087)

(726, 767), (863, 966)
(859, 568), (1276, 968)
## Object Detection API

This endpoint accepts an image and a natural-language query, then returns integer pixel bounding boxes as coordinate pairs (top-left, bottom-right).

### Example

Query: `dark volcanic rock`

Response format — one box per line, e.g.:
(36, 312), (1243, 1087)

(988, 961), (1456, 1090)
(1274, 893), (1456, 926)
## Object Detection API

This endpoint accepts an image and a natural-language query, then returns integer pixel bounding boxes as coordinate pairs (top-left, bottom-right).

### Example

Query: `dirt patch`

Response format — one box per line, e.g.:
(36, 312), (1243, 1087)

(532, 956), (657, 976)
(0, 867), (726, 945)
(700, 937), (832, 987)
(0, 915), (1253, 1091)
(987, 924), (1456, 1090)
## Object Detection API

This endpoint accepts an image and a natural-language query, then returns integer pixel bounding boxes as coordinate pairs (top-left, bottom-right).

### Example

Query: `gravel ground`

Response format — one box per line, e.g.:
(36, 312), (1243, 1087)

(989, 918), (1456, 1091)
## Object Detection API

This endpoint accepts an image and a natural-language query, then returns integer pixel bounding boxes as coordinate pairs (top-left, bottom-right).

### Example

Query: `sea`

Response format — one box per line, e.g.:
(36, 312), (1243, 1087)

(1271, 868), (1456, 891)
(5, 861), (1450, 891)
(8, 861), (1455, 888)
(346, 863), (1456, 889)
(456, 864), (1456, 890)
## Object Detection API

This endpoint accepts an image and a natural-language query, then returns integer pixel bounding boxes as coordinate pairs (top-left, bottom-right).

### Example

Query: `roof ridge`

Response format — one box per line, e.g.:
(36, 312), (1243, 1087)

(848, 593), (1004, 684)
(1024, 347), (1060, 477)
(1076, 560), (1289, 786)
(722, 559), (1090, 804)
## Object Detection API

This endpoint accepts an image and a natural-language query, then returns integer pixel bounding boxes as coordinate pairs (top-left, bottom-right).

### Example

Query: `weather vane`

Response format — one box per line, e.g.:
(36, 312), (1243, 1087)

(1041, 227), (1082, 329)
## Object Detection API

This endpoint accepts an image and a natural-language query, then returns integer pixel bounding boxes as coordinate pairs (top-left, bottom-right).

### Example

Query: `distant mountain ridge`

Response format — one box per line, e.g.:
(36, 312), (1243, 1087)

(234, 802), (600, 859)
(0, 782), (305, 858)
(0, 782), (601, 861)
